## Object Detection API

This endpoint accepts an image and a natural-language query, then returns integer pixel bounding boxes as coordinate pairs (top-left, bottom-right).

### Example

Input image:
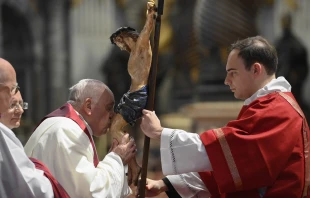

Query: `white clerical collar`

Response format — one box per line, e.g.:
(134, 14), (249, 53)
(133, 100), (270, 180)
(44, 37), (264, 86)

(74, 110), (94, 136)
(0, 122), (14, 135)
(0, 122), (9, 130)
(244, 76), (291, 105)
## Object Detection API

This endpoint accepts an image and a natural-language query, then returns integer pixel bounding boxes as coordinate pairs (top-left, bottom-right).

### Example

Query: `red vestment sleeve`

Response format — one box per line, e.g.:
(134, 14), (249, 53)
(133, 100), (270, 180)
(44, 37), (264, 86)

(30, 157), (70, 198)
(198, 171), (221, 197)
(199, 92), (306, 197)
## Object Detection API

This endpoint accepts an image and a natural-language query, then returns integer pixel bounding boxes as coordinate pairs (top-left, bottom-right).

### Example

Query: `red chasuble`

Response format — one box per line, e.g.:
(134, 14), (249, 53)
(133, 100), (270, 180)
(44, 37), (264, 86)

(199, 92), (310, 198)
(38, 103), (99, 167)
(30, 158), (70, 198)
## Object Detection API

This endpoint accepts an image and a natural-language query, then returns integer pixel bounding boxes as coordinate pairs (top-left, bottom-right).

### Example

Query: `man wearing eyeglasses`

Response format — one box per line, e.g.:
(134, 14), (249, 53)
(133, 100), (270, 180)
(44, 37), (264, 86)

(0, 74), (19, 113)
(0, 90), (28, 130)
(0, 58), (69, 198)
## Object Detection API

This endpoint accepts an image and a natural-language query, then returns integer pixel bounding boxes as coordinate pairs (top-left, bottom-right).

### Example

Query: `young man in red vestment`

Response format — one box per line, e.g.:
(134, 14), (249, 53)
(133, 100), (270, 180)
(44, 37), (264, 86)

(139, 36), (310, 198)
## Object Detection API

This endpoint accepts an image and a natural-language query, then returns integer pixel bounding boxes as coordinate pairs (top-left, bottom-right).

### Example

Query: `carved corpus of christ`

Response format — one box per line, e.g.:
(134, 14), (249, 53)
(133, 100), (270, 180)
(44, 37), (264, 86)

(109, 0), (156, 186)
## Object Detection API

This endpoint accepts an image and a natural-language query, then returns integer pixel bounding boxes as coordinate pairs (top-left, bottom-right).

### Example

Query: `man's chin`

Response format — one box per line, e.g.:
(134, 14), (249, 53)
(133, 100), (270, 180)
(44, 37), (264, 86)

(234, 93), (247, 100)
(101, 128), (109, 135)
(234, 93), (242, 100)
(93, 130), (106, 137)
(11, 121), (20, 127)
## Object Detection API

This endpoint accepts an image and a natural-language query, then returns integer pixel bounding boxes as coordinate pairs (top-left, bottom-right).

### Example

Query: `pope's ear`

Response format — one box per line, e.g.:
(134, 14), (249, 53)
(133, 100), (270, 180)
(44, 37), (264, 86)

(82, 98), (92, 115)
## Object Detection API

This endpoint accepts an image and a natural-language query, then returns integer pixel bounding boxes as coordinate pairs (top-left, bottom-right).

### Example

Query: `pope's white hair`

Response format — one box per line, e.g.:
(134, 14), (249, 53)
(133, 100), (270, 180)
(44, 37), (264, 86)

(68, 79), (110, 108)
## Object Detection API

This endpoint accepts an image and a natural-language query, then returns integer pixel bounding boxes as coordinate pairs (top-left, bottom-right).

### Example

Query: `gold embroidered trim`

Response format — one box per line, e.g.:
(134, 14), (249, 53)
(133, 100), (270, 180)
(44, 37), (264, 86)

(214, 128), (243, 190)
(279, 92), (305, 117)
(279, 92), (310, 197)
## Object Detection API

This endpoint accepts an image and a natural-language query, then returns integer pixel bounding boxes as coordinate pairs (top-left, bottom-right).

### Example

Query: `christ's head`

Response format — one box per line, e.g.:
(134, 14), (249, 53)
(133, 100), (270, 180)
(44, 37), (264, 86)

(110, 27), (139, 53)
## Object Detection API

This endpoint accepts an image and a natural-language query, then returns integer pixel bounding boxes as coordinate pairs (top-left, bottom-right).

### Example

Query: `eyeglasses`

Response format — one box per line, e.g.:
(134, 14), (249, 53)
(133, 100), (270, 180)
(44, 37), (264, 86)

(9, 102), (28, 110)
(11, 85), (20, 95)
(0, 83), (20, 95)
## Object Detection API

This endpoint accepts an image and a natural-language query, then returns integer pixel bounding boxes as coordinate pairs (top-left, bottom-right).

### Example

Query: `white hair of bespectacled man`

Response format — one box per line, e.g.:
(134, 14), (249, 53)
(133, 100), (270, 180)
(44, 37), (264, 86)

(67, 79), (111, 108)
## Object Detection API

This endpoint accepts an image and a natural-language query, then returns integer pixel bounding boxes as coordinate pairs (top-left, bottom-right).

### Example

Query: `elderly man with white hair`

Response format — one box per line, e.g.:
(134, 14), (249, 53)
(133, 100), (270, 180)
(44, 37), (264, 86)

(25, 79), (136, 198)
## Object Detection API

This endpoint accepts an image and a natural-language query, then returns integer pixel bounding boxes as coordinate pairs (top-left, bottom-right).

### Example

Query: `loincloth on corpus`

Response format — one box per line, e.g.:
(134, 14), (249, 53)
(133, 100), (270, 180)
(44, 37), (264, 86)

(116, 86), (148, 126)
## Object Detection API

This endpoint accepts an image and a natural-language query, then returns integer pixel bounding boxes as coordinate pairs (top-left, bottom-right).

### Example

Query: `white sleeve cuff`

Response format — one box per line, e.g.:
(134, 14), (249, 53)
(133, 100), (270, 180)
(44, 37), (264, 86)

(99, 152), (132, 198)
(160, 128), (177, 175)
(167, 172), (210, 198)
(160, 128), (212, 176)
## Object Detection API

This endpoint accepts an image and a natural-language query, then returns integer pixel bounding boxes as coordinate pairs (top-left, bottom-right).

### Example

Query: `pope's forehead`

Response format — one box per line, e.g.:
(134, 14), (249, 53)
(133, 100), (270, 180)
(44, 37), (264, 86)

(101, 88), (114, 100)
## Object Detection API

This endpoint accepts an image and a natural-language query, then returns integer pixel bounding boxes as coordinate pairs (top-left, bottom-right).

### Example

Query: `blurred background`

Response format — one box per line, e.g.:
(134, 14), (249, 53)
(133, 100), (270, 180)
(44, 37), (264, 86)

(2, 0), (310, 195)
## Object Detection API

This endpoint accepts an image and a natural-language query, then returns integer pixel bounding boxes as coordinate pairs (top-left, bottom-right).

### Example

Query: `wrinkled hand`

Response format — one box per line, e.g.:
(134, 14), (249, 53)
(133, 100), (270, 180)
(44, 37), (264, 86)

(136, 178), (167, 197)
(147, 0), (156, 16)
(108, 138), (118, 153)
(140, 110), (163, 140)
(112, 134), (136, 165)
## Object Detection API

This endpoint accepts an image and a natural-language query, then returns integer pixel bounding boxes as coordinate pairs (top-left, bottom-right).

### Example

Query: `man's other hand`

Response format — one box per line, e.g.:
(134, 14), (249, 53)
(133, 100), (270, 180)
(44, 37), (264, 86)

(112, 134), (136, 165)
(140, 109), (163, 140)
(145, 178), (167, 197)
(147, 0), (156, 16)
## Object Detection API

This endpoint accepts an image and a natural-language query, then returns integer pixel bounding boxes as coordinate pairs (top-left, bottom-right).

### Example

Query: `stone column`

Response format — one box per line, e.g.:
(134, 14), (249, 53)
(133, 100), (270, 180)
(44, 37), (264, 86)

(39, 0), (71, 112)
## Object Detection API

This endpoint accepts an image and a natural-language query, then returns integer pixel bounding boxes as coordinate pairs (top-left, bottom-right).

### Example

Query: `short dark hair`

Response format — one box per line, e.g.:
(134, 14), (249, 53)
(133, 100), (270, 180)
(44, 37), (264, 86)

(229, 36), (278, 75)
(110, 27), (139, 44)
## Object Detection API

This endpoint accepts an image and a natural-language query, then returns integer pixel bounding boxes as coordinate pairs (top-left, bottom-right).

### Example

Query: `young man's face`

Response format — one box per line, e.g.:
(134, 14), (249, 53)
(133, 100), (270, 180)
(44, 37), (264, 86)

(224, 49), (256, 100)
